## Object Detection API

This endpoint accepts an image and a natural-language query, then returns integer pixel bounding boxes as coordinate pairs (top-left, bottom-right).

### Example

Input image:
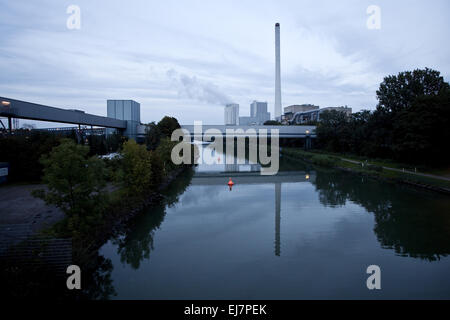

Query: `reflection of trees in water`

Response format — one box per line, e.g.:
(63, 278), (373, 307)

(112, 206), (165, 269)
(312, 169), (450, 261)
(112, 168), (195, 269)
(81, 252), (116, 300)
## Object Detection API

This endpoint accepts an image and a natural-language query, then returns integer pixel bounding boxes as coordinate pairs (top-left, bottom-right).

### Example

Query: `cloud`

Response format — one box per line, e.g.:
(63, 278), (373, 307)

(0, 0), (449, 126)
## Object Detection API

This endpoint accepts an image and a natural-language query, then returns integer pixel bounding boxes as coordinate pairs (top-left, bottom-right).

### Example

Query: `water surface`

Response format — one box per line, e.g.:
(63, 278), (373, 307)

(94, 149), (450, 299)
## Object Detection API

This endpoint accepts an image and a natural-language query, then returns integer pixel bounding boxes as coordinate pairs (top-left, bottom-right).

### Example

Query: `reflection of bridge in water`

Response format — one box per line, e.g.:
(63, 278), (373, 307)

(192, 170), (315, 256)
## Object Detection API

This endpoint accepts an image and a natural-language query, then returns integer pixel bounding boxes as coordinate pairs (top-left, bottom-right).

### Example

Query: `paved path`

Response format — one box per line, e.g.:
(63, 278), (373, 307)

(340, 158), (450, 182)
(0, 184), (64, 233)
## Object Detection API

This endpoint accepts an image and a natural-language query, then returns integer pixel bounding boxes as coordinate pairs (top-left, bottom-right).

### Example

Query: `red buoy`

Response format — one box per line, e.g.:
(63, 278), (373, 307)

(228, 178), (234, 186)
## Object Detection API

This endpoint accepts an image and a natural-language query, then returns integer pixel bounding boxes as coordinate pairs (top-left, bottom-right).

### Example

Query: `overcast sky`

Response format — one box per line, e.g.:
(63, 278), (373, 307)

(0, 0), (449, 126)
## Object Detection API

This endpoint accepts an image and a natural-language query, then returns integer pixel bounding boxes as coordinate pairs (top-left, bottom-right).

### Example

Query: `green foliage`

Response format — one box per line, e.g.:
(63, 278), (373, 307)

(376, 68), (449, 114)
(157, 116), (181, 138)
(315, 68), (450, 166)
(156, 137), (180, 176)
(309, 154), (339, 167)
(144, 122), (161, 151)
(116, 140), (153, 197)
(281, 148), (338, 167)
(32, 139), (108, 236)
(106, 131), (127, 153)
(315, 109), (349, 152)
(149, 151), (164, 190)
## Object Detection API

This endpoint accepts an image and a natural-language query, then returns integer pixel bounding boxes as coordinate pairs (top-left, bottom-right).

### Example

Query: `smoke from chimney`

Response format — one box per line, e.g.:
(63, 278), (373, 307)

(167, 69), (232, 106)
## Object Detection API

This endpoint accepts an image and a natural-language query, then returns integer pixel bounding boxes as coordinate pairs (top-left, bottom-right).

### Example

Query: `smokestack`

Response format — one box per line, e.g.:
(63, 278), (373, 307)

(274, 23), (282, 120)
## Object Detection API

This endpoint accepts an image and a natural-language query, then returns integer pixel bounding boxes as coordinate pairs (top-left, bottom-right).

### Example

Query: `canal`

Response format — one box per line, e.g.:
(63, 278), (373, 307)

(92, 146), (450, 299)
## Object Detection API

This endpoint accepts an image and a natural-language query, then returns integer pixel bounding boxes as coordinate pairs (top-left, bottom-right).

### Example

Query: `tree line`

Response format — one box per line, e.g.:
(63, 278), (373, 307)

(315, 68), (450, 166)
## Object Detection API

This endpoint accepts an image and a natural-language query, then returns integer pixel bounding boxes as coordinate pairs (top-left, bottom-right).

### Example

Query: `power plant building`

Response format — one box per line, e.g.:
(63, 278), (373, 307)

(239, 101), (270, 125)
(224, 103), (239, 125)
(289, 106), (352, 124)
(107, 100), (141, 139)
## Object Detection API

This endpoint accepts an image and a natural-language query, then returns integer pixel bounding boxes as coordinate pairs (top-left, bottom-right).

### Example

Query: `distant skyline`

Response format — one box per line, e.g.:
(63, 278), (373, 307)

(0, 0), (449, 126)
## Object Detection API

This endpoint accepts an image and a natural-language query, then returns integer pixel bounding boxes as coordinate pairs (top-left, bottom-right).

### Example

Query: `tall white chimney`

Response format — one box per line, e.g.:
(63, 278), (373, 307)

(274, 22), (282, 120)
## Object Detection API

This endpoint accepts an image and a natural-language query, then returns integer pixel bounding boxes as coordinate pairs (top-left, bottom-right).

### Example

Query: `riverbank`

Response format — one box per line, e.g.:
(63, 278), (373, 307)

(281, 148), (450, 195)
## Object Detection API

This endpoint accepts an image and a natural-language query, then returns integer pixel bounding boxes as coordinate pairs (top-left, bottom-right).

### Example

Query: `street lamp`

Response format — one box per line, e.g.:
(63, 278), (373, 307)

(304, 130), (311, 150)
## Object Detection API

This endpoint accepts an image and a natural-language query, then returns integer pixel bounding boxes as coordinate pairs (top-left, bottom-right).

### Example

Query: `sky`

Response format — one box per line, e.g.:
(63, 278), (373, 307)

(0, 0), (449, 127)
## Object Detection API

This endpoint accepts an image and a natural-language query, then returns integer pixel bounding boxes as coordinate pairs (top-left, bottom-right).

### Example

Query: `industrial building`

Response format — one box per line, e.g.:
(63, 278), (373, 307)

(289, 106), (352, 124)
(106, 100), (141, 139)
(239, 101), (270, 125)
(282, 104), (320, 123)
(224, 103), (239, 125)
(284, 104), (319, 115)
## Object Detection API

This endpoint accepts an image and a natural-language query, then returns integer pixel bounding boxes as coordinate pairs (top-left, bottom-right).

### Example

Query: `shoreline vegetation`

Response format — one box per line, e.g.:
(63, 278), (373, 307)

(33, 117), (195, 257)
(281, 148), (450, 195)
(291, 68), (450, 195)
(1, 116), (197, 298)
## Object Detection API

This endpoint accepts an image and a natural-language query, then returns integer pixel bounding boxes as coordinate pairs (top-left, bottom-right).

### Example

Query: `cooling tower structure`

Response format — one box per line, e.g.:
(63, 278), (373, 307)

(274, 23), (282, 120)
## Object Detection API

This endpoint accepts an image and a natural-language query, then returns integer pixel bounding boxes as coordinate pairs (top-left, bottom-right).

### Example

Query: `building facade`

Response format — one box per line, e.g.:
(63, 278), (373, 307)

(107, 100), (141, 139)
(284, 104), (319, 115)
(224, 103), (239, 125)
(290, 106), (352, 124)
(250, 101), (270, 125)
(239, 101), (270, 125)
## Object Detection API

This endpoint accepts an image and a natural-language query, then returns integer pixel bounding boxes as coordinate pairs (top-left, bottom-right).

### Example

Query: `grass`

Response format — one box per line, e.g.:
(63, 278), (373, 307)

(310, 149), (419, 171)
(281, 147), (450, 191)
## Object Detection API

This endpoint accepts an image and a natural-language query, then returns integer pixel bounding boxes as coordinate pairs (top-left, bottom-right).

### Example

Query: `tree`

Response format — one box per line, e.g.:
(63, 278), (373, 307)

(155, 137), (180, 176)
(376, 68), (449, 114)
(145, 122), (161, 151)
(106, 131), (126, 153)
(116, 140), (153, 197)
(32, 139), (108, 233)
(315, 110), (349, 152)
(391, 90), (450, 164)
(157, 116), (180, 138)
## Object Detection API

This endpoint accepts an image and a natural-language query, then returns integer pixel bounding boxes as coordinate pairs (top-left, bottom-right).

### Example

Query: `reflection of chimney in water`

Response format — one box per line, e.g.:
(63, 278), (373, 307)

(275, 182), (281, 256)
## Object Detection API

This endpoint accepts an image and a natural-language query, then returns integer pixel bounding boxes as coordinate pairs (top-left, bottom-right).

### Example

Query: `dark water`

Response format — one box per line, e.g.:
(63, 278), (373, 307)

(94, 149), (450, 299)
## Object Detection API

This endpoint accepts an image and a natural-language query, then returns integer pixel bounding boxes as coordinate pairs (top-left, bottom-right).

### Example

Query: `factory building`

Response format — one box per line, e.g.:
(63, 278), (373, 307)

(239, 101), (270, 125)
(282, 104), (320, 123)
(106, 100), (141, 139)
(224, 103), (239, 125)
(289, 106), (352, 124)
